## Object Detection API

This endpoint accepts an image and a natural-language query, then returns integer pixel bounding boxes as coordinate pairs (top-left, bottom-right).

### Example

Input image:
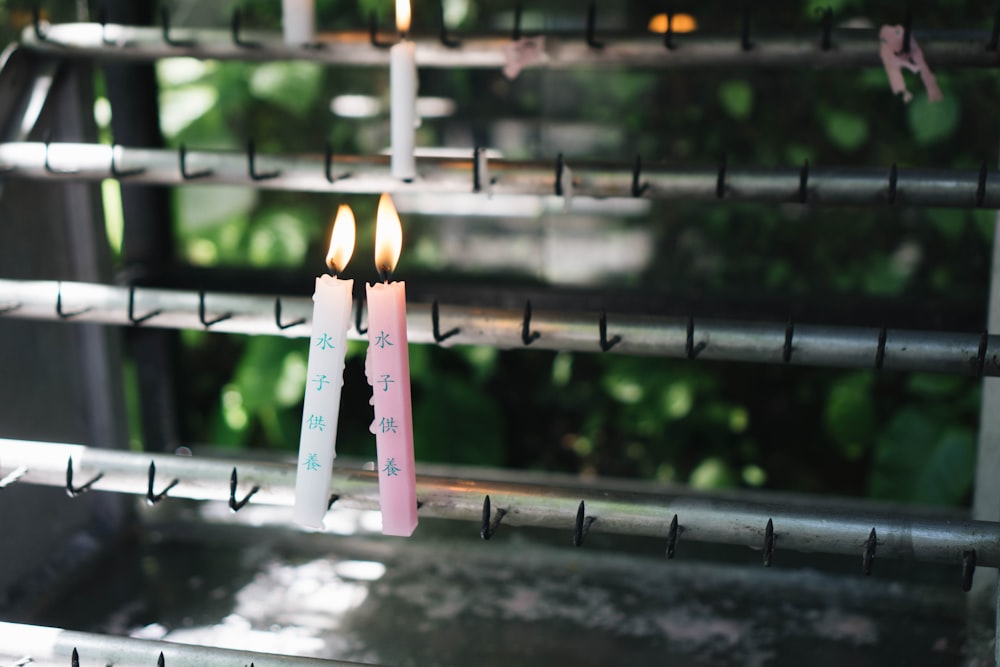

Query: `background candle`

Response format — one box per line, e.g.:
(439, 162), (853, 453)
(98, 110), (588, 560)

(365, 193), (418, 537)
(390, 0), (417, 180)
(292, 205), (355, 529)
(282, 0), (315, 45)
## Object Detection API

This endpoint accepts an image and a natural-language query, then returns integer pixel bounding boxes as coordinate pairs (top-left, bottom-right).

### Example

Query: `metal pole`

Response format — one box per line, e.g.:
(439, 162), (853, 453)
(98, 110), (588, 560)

(1, 438), (998, 568)
(0, 621), (369, 667)
(19, 23), (1000, 69)
(0, 279), (996, 375)
(0, 142), (996, 208)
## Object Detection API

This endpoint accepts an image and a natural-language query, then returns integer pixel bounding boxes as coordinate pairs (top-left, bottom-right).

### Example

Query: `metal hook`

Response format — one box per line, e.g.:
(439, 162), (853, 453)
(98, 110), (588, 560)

(900, 5), (912, 54)
(887, 163), (898, 204)
(275, 297), (305, 331)
(432, 299), (460, 343)
(161, 7), (195, 47)
(585, 3), (604, 49)
(158, 652), (165, 667)
(97, 7), (116, 46)
(989, 9), (1000, 51)
(976, 331), (989, 378)
(797, 160), (809, 204)
(33, 6), (50, 42)
(198, 290), (233, 328)
(573, 500), (597, 547)
(56, 283), (92, 319)
(554, 153), (564, 196)
(72, 648), (80, 667)
(977, 160), (988, 208)
(763, 518), (775, 567)
(247, 140), (280, 181)
(327, 494), (340, 510)
(370, 11), (395, 48)
(783, 321), (794, 363)
(0, 458), (27, 489)
(44, 135), (80, 175)
(472, 146), (482, 192)
(819, 7), (833, 51)
(146, 461), (179, 506)
(631, 154), (649, 197)
(666, 514), (679, 558)
(229, 467), (260, 512)
(522, 300), (540, 345)
(599, 312), (621, 352)
(962, 549), (977, 592)
(685, 317), (706, 359)
(110, 146), (145, 179)
(66, 457), (103, 497)
(323, 142), (350, 183)
(664, 10), (676, 50)
(740, 4), (753, 51)
(231, 8), (261, 49)
(512, 4), (523, 41)
(128, 285), (162, 326)
(862, 527), (877, 575)
(480, 495), (507, 540)
(179, 144), (213, 180)
(874, 327), (887, 370)
(439, 2), (461, 47)
(716, 154), (728, 199)
(354, 295), (368, 335)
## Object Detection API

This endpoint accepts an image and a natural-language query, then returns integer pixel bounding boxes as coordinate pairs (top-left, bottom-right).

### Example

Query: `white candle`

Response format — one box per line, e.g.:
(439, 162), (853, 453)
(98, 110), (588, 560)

(365, 194), (418, 536)
(390, 0), (417, 180)
(293, 205), (356, 529)
(282, 0), (315, 45)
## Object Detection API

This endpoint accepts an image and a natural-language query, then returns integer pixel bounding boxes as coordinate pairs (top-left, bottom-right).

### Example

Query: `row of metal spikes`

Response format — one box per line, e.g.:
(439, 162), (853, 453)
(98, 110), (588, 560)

(0, 455), (979, 592)
(20, 137), (999, 209)
(31, 4), (1000, 55)
(1, 281), (620, 348)
(14, 281), (996, 373)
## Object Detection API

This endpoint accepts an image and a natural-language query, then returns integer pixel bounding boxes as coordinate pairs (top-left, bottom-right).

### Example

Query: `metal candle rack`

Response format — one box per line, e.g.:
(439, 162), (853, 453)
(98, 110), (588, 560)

(0, 279), (998, 375)
(4, 4), (1000, 664)
(1, 141), (998, 207)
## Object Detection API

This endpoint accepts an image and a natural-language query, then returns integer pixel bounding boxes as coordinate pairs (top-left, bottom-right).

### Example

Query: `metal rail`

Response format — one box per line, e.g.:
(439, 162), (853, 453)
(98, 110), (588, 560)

(0, 439), (997, 571)
(0, 621), (368, 667)
(0, 279), (996, 375)
(19, 22), (1000, 69)
(1, 141), (997, 208)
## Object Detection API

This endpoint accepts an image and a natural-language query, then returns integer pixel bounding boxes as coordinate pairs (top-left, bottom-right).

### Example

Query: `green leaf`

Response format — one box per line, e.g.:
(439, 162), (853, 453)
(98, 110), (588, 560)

(869, 411), (975, 505)
(823, 373), (873, 459)
(413, 375), (505, 466)
(907, 94), (960, 145)
(824, 110), (868, 151)
(249, 62), (324, 116)
(718, 80), (753, 119)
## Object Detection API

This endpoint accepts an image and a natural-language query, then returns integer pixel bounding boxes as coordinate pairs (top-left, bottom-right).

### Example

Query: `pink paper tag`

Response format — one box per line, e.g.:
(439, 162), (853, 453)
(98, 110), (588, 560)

(878, 25), (942, 103)
(503, 36), (547, 79)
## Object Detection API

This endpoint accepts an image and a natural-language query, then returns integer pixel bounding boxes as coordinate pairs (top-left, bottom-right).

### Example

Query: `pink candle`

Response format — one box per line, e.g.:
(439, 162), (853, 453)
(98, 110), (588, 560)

(365, 193), (418, 537)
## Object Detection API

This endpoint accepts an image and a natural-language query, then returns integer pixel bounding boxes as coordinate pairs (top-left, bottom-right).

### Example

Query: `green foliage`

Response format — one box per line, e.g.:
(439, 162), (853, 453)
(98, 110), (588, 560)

(907, 94), (961, 145)
(823, 110), (869, 152)
(717, 80), (754, 120)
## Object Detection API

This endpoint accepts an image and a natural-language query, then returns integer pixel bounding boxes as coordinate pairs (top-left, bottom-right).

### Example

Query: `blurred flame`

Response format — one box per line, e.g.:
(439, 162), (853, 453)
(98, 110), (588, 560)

(396, 0), (411, 33)
(648, 13), (697, 34)
(375, 193), (403, 276)
(326, 205), (356, 274)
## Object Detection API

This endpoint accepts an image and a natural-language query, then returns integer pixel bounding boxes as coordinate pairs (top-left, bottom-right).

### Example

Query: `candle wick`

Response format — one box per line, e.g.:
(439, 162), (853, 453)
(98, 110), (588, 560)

(378, 266), (393, 283)
(399, 30), (408, 40)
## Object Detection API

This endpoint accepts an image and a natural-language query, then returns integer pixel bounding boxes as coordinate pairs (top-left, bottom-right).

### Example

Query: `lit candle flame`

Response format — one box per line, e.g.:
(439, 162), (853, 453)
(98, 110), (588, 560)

(375, 193), (403, 278)
(396, 0), (411, 34)
(648, 13), (697, 34)
(326, 204), (356, 275)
